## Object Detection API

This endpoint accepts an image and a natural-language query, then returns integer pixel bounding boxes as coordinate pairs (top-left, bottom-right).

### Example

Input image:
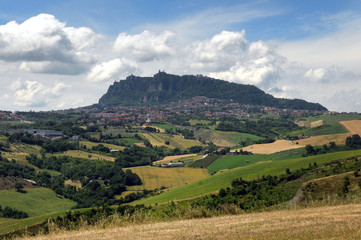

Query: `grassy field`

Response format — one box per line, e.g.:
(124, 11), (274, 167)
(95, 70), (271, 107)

(134, 149), (361, 205)
(79, 141), (126, 151)
(1, 143), (41, 169)
(122, 138), (141, 144)
(21, 204), (361, 240)
(54, 150), (115, 161)
(124, 166), (210, 191)
(152, 123), (174, 131)
(0, 188), (76, 217)
(208, 149), (304, 173)
(291, 122), (349, 137)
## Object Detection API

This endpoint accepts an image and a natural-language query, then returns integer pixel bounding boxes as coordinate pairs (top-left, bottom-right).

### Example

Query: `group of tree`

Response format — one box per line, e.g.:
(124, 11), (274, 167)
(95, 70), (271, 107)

(216, 117), (300, 138)
(25, 154), (142, 208)
(0, 205), (28, 219)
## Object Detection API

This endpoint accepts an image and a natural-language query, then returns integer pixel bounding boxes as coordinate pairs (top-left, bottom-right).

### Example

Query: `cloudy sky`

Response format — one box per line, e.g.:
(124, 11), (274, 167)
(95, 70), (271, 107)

(0, 0), (361, 112)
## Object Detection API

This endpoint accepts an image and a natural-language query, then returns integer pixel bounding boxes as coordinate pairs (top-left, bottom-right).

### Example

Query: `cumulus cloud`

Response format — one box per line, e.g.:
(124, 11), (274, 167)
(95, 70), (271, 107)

(114, 30), (175, 62)
(208, 40), (285, 88)
(190, 30), (248, 71)
(87, 58), (139, 82)
(0, 14), (100, 74)
(12, 80), (70, 107)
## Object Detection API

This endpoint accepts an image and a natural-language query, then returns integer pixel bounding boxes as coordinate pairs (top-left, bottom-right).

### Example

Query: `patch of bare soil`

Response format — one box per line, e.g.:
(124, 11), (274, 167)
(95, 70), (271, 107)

(0, 177), (38, 190)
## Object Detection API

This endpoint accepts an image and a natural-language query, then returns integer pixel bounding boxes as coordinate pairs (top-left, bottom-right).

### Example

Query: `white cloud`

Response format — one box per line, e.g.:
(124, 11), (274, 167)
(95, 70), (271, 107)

(87, 58), (139, 82)
(0, 13), (100, 74)
(190, 30), (248, 71)
(114, 30), (175, 62)
(13, 80), (70, 107)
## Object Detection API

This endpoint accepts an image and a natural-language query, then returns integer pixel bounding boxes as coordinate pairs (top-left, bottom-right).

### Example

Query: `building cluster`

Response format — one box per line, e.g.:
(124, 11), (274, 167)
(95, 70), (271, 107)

(0, 111), (21, 121)
(68, 96), (329, 125)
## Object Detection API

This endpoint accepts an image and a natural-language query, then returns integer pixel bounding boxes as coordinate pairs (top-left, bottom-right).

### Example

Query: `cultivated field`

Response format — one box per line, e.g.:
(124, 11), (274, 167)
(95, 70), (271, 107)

(242, 120), (361, 153)
(142, 133), (204, 150)
(55, 150), (115, 161)
(124, 166), (210, 191)
(134, 149), (361, 205)
(207, 149), (303, 173)
(241, 140), (303, 154)
(21, 204), (361, 240)
(296, 120), (361, 146)
(153, 153), (198, 164)
(79, 141), (125, 151)
(194, 129), (235, 147)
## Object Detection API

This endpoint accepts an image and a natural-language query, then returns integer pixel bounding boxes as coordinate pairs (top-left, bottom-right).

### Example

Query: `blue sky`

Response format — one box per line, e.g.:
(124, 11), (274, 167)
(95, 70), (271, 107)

(0, 0), (360, 111)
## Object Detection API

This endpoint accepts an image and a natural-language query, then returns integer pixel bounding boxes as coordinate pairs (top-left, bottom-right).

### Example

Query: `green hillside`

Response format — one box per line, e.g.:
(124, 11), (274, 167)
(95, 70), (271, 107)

(134, 149), (361, 205)
(0, 188), (76, 217)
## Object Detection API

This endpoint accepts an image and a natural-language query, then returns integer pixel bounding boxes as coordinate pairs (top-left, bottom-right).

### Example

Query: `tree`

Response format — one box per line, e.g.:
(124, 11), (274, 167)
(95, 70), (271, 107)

(14, 182), (24, 192)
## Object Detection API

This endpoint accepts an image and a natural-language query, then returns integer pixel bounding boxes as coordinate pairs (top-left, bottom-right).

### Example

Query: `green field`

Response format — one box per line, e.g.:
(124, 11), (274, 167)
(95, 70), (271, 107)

(215, 130), (263, 142)
(122, 138), (141, 144)
(0, 188), (76, 235)
(290, 123), (348, 137)
(0, 188), (76, 217)
(152, 123), (174, 131)
(134, 149), (361, 205)
(0, 212), (67, 236)
(208, 149), (304, 173)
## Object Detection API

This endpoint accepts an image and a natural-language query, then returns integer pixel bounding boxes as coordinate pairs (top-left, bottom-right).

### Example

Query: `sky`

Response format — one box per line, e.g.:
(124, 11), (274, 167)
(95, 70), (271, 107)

(0, 0), (361, 112)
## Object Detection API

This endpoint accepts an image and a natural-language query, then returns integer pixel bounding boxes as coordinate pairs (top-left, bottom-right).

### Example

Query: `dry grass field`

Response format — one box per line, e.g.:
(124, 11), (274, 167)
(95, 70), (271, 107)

(153, 153), (198, 164)
(241, 140), (303, 154)
(20, 204), (361, 240)
(55, 150), (115, 162)
(124, 166), (210, 191)
(242, 120), (361, 153)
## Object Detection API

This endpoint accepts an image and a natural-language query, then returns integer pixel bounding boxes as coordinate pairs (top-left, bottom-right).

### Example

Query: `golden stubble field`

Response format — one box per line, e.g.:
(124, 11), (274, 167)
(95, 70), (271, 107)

(124, 166), (210, 191)
(242, 120), (361, 154)
(20, 203), (361, 240)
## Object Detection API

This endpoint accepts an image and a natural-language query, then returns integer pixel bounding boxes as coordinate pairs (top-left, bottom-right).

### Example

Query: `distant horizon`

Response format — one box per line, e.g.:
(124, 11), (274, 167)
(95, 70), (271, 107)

(0, 1), (361, 112)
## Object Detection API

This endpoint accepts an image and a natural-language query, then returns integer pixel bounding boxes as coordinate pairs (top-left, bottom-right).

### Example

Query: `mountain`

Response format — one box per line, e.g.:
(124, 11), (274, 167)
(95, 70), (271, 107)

(99, 72), (327, 111)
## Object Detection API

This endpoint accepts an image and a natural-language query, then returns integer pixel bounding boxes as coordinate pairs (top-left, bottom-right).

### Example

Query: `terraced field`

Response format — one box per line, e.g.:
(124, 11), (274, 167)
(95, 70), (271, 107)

(134, 149), (361, 205)
(124, 166), (210, 191)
